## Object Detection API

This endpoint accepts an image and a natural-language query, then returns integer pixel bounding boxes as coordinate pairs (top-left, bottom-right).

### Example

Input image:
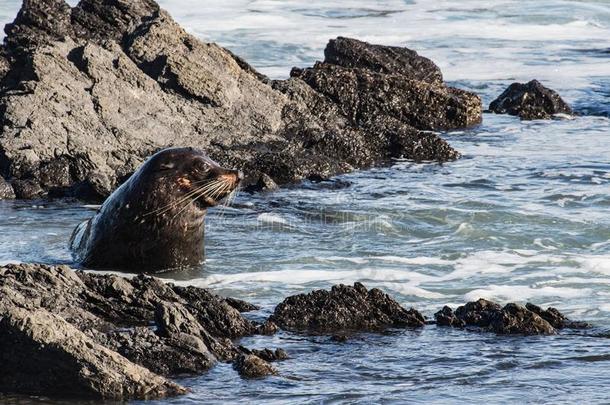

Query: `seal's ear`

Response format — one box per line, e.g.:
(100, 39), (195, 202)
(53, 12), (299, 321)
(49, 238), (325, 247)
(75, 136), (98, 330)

(158, 162), (175, 171)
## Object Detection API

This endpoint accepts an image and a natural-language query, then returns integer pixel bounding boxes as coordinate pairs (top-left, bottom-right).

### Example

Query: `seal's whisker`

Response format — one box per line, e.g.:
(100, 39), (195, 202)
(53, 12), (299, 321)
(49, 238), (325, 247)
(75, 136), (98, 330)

(169, 183), (221, 220)
(145, 180), (219, 217)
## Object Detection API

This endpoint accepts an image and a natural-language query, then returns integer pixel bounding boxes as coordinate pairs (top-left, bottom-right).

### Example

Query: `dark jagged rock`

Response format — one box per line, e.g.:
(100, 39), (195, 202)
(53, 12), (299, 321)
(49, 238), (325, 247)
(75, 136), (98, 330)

(270, 282), (425, 333)
(490, 303), (555, 335)
(324, 37), (443, 85)
(171, 285), (258, 339)
(3, 0), (74, 53)
(0, 0), (477, 200)
(224, 297), (260, 312)
(436, 298), (587, 335)
(434, 305), (465, 328)
(292, 63), (480, 131)
(233, 354), (277, 378)
(243, 172), (278, 193)
(239, 346), (289, 362)
(525, 303), (590, 329)
(0, 263), (273, 399)
(488, 79), (573, 120)
(257, 319), (280, 335)
(454, 298), (502, 327)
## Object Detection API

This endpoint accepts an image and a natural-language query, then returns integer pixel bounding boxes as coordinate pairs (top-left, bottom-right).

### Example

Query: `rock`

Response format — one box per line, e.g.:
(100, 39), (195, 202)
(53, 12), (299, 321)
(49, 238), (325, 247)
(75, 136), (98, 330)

(233, 354), (277, 378)
(434, 305), (465, 328)
(0, 263), (274, 399)
(0, 177), (15, 199)
(239, 346), (289, 362)
(224, 297), (260, 312)
(0, 305), (186, 400)
(257, 319), (279, 335)
(10, 179), (43, 199)
(102, 326), (215, 376)
(489, 303), (555, 335)
(488, 79), (573, 120)
(330, 334), (349, 343)
(324, 37), (444, 85)
(454, 298), (502, 327)
(0, 0), (476, 200)
(292, 62), (481, 131)
(170, 285), (258, 339)
(243, 172), (279, 193)
(435, 298), (586, 335)
(270, 282), (425, 333)
(525, 303), (590, 329)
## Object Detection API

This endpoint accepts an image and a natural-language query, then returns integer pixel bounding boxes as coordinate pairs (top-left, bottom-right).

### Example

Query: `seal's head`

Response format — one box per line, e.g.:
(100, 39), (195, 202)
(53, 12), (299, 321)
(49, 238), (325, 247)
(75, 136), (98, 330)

(140, 147), (243, 217)
(70, 147), (242, 272)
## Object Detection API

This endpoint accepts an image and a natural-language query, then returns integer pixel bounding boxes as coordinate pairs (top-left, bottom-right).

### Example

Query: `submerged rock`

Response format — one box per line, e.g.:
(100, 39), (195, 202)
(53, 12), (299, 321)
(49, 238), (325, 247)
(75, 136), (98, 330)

(435, 298), (586, 335)
(0, 0), (479, 200)
(270, 282), (425, 333)
(488, 79), (573, 120)
(0, 263), (273, 399)
(233, 354), (277, 378)
(239, 346), (289, 362)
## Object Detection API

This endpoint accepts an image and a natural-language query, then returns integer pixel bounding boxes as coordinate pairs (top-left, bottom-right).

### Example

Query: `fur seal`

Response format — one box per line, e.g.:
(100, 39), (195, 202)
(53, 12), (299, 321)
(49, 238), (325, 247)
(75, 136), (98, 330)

(70, 147), (242, 272)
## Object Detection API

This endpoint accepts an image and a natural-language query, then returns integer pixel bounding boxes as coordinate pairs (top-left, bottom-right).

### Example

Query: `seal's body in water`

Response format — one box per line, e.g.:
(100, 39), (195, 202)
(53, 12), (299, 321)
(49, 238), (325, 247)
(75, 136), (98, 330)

(70, 147), (241, 272)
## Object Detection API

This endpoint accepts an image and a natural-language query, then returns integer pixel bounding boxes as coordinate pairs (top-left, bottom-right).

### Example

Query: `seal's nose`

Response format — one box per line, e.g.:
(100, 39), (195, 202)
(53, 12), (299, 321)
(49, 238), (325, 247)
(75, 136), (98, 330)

(218, 170), (242, 186)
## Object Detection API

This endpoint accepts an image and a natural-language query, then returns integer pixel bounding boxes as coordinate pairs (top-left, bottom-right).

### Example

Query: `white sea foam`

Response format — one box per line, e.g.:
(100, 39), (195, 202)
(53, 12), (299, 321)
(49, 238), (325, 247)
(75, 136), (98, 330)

(0, 260), (21, 266)
(257, 212), (288, 225)
(464, 285), (591, 302)
(171, 249), (610, 308)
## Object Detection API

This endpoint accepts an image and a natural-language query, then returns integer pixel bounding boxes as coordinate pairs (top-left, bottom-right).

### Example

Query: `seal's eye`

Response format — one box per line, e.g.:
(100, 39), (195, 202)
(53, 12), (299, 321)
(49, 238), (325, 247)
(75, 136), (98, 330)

(193, 159), (211, 173)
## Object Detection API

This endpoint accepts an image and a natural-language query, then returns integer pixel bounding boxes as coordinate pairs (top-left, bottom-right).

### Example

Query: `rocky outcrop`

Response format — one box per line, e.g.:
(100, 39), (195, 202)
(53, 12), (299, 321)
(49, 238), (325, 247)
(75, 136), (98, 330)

(0, 263), (276, 400)
(0, 0), (480, 200)
(489, 79), (573, 120)
(0, 305), (186, 400)
(269, 282), (426, 333)
(434, 298), (586, 335)
(0, 264), (592, 398)
(324, 37), (444, 85)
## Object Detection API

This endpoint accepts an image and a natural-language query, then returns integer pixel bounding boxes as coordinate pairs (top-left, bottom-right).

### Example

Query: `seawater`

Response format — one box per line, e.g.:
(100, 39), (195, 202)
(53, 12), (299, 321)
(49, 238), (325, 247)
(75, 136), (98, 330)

(1, 1), (610, 404)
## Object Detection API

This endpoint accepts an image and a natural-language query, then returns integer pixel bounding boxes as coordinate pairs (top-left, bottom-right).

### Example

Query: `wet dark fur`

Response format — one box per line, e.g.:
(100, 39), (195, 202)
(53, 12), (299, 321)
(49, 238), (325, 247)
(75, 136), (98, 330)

(70, 147), (241, 272)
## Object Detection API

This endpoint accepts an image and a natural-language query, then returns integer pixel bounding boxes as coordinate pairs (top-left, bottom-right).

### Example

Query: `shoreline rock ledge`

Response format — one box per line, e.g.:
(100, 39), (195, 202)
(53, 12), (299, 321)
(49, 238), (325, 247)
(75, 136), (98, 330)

(0, 263), (280, 400)
(0, 264), (590, 400)
(0, 0), (481, 200)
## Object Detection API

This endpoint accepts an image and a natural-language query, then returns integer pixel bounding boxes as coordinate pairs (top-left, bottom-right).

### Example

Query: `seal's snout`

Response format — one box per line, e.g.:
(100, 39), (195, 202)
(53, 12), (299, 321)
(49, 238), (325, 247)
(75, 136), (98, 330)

(218, 170), (242, 187)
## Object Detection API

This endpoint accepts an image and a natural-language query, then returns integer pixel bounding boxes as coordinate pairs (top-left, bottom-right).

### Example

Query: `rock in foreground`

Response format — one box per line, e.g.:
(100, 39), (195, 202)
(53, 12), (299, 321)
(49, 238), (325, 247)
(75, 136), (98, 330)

(0, 263), (273, 400)
(0, 305), (186, 400)
(434, 298), (586, 335)
(270, 282), (425, 333)
(0, 0), (480, 199)
(489, 79), (573, 120)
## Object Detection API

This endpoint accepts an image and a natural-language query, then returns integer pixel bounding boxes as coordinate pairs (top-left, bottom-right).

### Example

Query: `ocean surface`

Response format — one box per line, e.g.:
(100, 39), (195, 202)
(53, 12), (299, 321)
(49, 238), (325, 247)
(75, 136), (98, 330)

(2, 0), (610, 404)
